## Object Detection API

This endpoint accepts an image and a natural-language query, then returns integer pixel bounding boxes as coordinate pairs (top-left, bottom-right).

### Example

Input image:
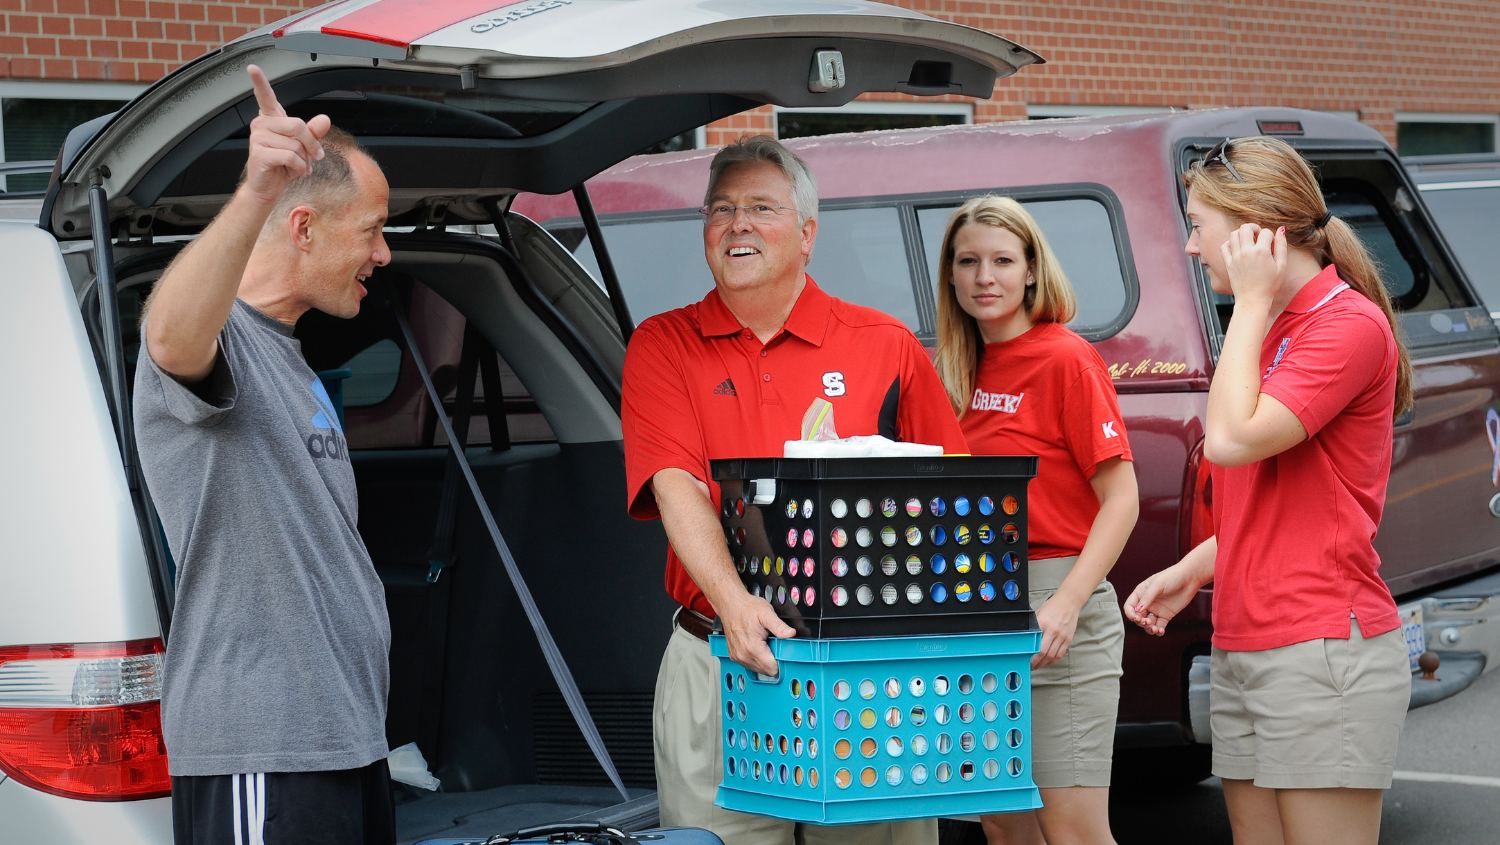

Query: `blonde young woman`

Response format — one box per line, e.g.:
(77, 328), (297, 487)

(934, 196), (1138, 845)
(1125, 137), (1412, 845)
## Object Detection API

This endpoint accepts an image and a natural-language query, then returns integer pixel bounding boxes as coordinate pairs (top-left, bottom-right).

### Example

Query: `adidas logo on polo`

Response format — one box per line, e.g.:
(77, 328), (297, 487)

(714, 378), (737, 396)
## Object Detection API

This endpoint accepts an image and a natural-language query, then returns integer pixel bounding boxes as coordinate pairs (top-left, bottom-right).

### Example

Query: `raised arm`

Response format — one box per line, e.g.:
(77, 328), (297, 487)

(651, 468), (793, 676)
(1203, 224), (1308, 467)
(144, 65), (330, 382)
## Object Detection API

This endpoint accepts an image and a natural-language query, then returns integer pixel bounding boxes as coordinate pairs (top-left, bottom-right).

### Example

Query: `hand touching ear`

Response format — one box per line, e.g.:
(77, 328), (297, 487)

(1221, 223), (1287, 305)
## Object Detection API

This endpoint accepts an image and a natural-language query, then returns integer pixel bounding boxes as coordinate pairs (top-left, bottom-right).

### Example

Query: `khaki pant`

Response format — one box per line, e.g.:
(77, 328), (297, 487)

(1210, 618), (1410, 789)
(654, 621), (938, 845)
(1025, 556), (1125, 789)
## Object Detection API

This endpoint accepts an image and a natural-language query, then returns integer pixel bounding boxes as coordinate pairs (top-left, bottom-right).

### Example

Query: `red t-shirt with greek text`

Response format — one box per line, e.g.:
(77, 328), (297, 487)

(959, 321), (1132, 560)
(622, 277), (970, 617)
(1211, 265), (1401, 651)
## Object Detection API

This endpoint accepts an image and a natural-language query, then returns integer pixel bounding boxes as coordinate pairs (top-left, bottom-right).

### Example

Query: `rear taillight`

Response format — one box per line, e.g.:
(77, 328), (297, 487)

(1181, 440), (1215, 558)
(0, 639), (170, 800)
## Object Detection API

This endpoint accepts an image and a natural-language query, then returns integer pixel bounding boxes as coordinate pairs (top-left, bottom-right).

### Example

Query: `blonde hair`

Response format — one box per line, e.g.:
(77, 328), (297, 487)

(934, 195), (1077, 418)
(1183, 136), (1413, 418)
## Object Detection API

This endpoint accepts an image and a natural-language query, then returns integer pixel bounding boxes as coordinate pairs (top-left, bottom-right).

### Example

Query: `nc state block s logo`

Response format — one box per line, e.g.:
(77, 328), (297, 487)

(822, 372), (846, 397)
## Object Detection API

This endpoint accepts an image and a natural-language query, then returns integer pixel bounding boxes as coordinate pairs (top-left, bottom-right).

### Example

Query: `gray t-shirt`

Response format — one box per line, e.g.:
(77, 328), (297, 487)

(134, 299), (390, 777)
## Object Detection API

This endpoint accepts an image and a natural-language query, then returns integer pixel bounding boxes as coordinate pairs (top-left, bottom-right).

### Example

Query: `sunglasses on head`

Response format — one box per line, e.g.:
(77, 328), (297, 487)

(1203, 137), (1245, 183)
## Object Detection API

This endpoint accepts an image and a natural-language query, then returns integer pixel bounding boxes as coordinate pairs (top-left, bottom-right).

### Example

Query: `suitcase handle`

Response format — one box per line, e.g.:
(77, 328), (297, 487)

(483, 822), (637, 843)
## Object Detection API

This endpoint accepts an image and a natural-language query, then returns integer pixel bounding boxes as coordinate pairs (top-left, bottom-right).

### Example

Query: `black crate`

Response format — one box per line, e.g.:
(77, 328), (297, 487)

(713, 456), (1038, 638)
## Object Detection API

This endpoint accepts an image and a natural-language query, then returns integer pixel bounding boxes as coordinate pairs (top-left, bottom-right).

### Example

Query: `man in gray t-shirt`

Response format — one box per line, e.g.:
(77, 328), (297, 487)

(134, 66), (394, 845)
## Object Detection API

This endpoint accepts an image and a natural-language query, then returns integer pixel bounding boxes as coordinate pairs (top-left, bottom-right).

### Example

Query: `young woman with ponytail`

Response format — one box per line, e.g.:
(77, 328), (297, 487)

(935, 196), (1138, 845)
(1125, 136), (1413, 845)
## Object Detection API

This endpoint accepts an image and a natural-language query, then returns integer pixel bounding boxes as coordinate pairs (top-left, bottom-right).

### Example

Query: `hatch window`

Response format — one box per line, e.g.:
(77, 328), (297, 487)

(274, 87), (595, 140)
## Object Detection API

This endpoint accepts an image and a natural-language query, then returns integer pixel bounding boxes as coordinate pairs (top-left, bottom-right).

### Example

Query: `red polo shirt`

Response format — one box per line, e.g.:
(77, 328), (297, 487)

(622, 276), (969, 617)
(1211, 264), (1401, 651)
(959, 321), (1132, 561)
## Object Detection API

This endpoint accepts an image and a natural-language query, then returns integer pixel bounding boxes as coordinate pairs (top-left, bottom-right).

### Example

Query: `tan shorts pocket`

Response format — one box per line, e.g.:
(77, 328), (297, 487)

(1322, 634), (1353, 695)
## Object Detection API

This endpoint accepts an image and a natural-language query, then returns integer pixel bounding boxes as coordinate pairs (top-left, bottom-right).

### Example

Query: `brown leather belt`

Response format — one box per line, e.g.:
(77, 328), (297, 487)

(676, 607), (715, 643)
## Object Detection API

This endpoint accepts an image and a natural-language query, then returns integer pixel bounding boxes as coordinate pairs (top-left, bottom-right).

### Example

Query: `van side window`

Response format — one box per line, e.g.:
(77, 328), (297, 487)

(339, 339), (403, 407)
(561, 206), (923, 336)
(570, 218), (713, 326)
(1321, 181), (1441, 312)
(297, 283), (555, 450)
(916, 197), (1130, 333)
(1417, 182), (1500, 314)
(806, 207), (921, 332)
(1194, 153), (1489, 353)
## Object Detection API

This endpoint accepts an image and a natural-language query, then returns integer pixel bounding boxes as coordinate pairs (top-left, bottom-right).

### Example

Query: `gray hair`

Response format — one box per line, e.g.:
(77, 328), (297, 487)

(704, 134), (819, 224)
(259, 125), (368, 238)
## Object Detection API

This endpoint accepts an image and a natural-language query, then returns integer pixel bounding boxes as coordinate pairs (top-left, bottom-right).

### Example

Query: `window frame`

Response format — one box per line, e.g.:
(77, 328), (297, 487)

(545, 181), (1141, 344)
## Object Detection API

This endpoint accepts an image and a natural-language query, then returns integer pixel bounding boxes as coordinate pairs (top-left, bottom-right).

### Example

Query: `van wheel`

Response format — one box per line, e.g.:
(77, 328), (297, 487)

(1113, 743), (1213, 789)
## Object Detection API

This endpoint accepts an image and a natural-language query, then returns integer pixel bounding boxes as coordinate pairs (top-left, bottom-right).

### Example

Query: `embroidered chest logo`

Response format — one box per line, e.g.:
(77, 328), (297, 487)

(822, 372), (846, 397)
(714, 378), (738, 397)
(972, 389), (1024, 414)
(1265, 337), (1292, 379)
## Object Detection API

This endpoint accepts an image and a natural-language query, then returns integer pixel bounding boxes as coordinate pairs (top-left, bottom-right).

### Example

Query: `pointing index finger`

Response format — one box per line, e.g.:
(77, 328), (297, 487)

(247, 65), (285, 117)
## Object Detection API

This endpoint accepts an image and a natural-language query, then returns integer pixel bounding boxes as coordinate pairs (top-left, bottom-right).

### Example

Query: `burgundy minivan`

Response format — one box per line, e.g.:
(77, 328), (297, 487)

(513, 107), (1500, 779)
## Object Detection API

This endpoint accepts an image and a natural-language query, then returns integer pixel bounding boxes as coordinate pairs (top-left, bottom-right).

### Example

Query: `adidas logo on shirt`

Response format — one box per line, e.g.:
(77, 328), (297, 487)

(972, 389), (1024, 414)
(714, 378), (738, 397)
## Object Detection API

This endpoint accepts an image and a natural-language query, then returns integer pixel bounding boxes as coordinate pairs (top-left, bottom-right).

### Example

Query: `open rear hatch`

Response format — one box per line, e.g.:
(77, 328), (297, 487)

(43, 0), (1041, 239)
(48, 2), (1043, 839)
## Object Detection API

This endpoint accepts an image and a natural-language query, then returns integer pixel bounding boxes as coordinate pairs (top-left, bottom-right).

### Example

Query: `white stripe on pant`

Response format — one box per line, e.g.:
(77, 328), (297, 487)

(230, 772), (267, 845)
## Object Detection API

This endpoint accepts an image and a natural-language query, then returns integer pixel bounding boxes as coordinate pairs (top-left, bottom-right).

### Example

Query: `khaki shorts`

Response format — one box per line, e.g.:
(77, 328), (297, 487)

(653, 618), (938, 845)
(1025, 556), (1125, 789)
(1210, 618), (1410, 789)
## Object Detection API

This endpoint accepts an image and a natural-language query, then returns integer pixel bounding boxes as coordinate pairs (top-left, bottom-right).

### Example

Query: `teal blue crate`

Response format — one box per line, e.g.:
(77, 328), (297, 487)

(711, 632), (1042, 825)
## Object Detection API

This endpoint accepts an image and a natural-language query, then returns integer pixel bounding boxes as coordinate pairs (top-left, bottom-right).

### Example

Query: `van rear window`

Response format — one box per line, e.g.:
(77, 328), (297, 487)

(915, 198), (1129, 333)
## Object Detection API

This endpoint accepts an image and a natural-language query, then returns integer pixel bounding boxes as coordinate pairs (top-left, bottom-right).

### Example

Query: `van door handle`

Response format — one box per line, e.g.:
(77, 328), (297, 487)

(1394, 406), (1417, 428)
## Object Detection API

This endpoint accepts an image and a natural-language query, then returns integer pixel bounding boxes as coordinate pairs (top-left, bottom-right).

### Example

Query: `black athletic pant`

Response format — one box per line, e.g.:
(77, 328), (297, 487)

(171, 760), (396, 845)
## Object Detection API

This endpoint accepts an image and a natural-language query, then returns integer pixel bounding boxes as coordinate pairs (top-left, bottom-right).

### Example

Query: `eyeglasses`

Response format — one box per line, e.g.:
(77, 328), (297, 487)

(1203, 137), (1245, 183)
(700, 204), (794, 224)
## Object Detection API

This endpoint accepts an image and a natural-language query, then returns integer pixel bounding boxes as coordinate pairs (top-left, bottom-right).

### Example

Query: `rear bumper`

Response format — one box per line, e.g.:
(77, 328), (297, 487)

(0, 777), (172, 844)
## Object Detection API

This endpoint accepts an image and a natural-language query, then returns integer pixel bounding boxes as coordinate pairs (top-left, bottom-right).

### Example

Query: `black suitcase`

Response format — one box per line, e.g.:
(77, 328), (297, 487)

(415, 822), (724, 845)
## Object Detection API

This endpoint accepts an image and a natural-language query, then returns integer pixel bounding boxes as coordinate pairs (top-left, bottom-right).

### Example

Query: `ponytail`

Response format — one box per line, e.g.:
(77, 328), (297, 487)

(1184, 136), (1414, 419)
(1321, 217), (1414, 416)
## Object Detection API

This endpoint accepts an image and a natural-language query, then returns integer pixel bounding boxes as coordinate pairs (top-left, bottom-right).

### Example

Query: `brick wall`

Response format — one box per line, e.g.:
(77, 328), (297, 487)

(707, 0), (1500, 147)
(0, 0), (319, 83)
(0, 0), (1495, 143)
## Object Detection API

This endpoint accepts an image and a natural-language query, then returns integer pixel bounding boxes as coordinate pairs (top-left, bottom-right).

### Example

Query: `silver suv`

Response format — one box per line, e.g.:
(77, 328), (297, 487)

(0, 2), (1037, 842)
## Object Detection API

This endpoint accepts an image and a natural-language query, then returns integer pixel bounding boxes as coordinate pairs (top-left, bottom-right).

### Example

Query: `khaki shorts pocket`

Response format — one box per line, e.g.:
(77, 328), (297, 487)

(1322, 633), (1352, 695)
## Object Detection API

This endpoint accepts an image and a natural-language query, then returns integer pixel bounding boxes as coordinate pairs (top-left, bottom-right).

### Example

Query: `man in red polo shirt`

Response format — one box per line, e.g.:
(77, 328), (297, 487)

(622, 135), (967, 845)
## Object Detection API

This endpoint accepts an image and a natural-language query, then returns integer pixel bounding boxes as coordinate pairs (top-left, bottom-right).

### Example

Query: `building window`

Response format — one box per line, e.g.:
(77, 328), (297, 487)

(1027, 105), (1180, 120)
(775, 101), (971, 140)
(0, 82), (144, 193)
(1396, 113), (1498, 157)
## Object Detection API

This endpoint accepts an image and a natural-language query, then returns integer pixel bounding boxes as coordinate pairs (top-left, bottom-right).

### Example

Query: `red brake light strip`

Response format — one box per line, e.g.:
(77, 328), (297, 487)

(315, 0), (532, 50)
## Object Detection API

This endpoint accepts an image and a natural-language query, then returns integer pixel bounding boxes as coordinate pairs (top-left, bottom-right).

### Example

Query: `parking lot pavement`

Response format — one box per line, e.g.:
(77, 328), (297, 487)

(1099, 666), (1500, 845)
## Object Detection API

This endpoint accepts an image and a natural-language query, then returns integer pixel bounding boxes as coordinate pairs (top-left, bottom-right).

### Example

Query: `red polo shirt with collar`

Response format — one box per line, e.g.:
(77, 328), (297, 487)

(622, 275), (970, 618)
(1211, 264), (1402, 651)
